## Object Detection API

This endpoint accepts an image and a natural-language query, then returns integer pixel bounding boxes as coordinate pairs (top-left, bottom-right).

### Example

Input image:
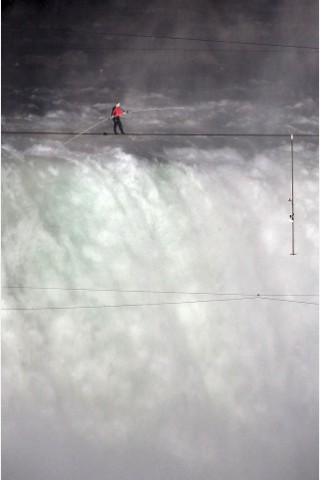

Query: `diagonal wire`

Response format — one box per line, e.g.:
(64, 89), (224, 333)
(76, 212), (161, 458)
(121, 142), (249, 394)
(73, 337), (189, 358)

(2, 26), (318, 50)
(1, 296), (318, 311)
(0, 297), (277, 311)
(2, 286), (319, 297)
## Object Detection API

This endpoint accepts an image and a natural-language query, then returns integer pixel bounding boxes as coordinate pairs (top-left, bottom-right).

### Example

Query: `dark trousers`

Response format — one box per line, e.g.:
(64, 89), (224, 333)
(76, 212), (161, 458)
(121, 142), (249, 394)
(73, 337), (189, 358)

(113, 117), (124, 134)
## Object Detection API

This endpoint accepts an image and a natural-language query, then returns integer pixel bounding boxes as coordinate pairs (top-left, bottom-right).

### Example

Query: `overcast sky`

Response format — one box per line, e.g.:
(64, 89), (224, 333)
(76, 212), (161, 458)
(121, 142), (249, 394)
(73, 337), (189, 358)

(2, 1), (319, 479)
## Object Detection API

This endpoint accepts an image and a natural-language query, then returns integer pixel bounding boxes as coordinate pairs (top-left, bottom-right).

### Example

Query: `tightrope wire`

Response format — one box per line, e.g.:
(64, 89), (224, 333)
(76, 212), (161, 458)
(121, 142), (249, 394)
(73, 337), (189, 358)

(2, 131), (318, 138)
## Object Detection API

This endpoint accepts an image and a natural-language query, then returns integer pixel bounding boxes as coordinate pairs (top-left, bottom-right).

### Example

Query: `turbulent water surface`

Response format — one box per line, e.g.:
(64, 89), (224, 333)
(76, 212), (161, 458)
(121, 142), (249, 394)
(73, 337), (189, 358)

(2, 132), (318, 479)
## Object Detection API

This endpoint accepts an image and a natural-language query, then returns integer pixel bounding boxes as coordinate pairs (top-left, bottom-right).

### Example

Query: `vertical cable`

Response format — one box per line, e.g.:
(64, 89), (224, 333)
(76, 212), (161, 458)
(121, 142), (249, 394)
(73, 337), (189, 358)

(289, 134), (297, 255)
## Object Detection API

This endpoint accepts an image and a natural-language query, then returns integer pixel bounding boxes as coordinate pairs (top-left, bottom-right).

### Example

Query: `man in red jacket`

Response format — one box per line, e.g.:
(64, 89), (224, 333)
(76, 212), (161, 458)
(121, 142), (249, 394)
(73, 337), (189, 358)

(111, 101), (126, 134)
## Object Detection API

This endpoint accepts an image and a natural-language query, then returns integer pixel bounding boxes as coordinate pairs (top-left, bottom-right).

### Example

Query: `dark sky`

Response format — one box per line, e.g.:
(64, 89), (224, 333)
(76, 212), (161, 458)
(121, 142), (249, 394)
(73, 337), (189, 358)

(2, 0), (318, 120)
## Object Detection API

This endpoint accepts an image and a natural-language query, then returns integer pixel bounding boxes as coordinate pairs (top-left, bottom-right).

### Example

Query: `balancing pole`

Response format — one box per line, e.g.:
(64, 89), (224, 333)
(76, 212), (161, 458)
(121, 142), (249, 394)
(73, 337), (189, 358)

(63, 117), (110, 145)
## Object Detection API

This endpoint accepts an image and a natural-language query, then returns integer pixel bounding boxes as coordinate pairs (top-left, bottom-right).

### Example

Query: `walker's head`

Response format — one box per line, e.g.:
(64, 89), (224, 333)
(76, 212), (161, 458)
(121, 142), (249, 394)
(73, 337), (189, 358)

(116, 101), (120, 106)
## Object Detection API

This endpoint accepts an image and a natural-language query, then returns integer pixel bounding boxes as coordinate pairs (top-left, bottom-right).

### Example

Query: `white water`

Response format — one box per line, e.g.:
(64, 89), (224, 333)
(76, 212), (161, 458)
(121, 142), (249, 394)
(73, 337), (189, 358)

(2, 138), (318, 480)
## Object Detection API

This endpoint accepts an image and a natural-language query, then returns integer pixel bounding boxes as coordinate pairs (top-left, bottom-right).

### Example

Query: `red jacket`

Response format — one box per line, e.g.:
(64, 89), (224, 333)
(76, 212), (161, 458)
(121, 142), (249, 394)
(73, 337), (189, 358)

(112, 106), (124, 117)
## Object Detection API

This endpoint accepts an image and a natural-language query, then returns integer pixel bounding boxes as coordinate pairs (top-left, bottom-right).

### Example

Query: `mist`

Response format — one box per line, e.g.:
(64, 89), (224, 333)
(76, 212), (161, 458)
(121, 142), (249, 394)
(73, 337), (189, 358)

(2, 0), (318, 479)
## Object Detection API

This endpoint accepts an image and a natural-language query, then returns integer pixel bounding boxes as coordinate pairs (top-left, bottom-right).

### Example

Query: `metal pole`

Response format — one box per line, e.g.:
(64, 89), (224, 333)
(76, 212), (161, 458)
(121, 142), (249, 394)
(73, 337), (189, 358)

(289, 134), (297, 255)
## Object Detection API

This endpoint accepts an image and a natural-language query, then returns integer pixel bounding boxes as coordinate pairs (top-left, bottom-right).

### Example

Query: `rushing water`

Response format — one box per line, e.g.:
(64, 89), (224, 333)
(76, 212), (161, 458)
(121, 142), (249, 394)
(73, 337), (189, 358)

(2, 137), (318, 480)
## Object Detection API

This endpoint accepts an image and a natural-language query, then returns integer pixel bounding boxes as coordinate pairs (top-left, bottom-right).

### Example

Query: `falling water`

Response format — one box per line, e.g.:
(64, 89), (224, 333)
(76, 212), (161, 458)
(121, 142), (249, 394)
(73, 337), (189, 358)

(2, 137), (318, 480)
